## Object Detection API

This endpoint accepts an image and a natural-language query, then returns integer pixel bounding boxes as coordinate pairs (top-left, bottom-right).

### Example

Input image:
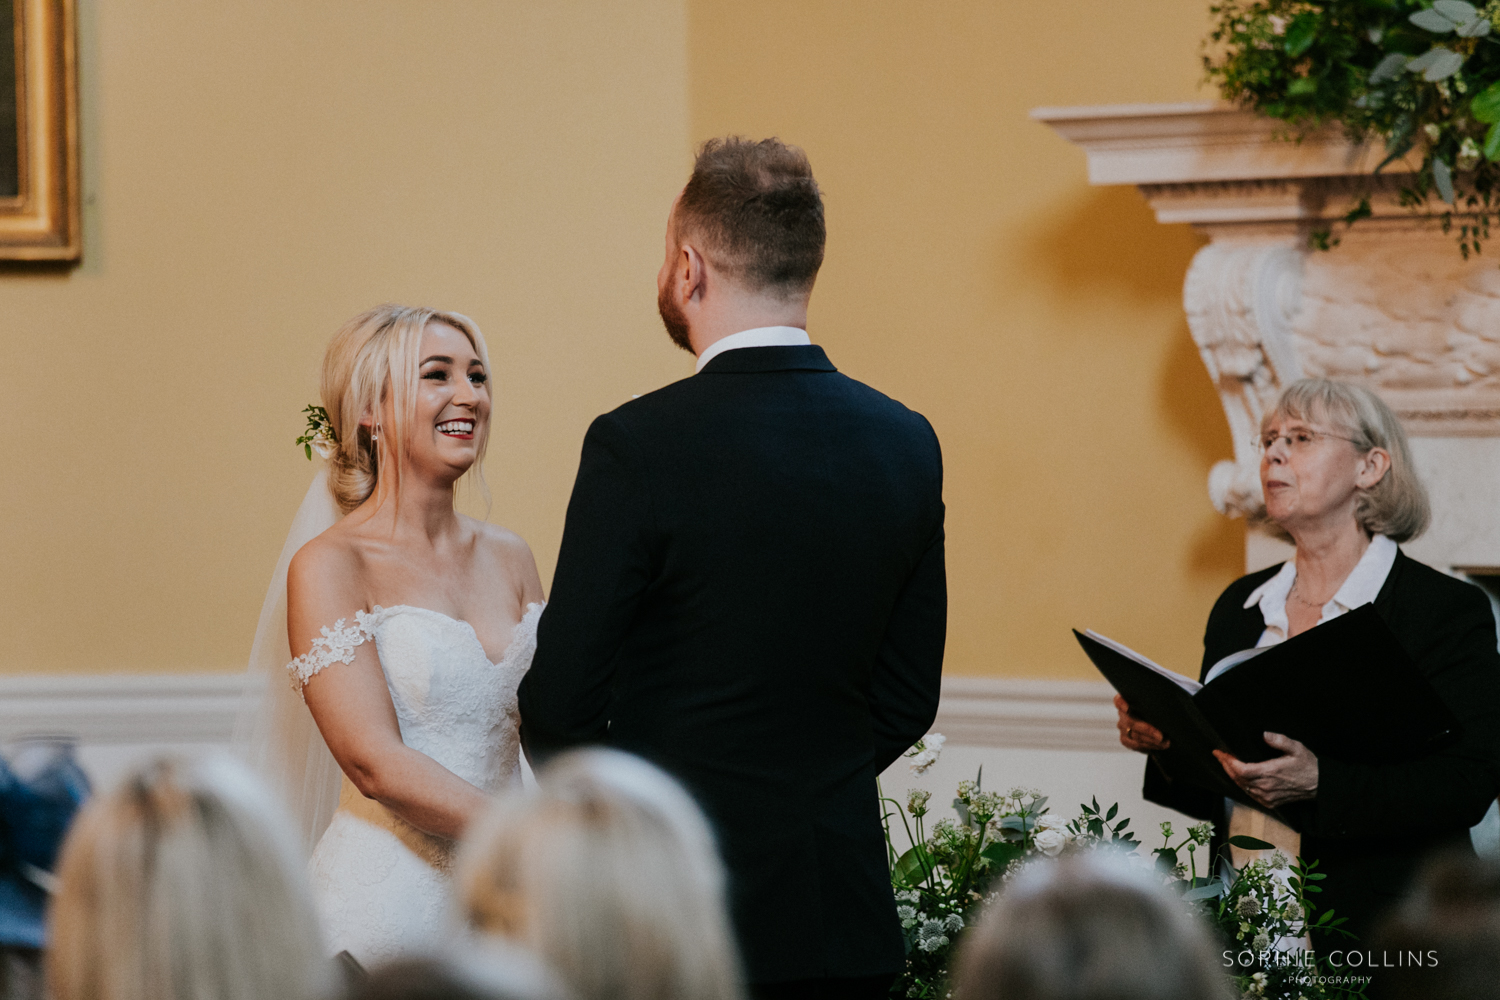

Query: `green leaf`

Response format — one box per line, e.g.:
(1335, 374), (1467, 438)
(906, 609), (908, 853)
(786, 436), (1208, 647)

(1411, 46), (1466, 80)
(1480, 82), (1500, 124)
(1484, 122), (1500, 161)
(980, 840), (1023, 869)
(1284, 12), (1319, 56)
(1411, 7), (1458, 32)
(1434, 156), (1456, 204)
(1369, 52), (1410, 84)
(1227, 835), (1277, 850)
(1105, 803), (1118, 821)
(1287, 76), (1318, 96)
(1378, 113), (1417, 173)
(1435, 0), (1479, 22)
(1183, 879), (1227, 901)
(892, 845), (933, 887)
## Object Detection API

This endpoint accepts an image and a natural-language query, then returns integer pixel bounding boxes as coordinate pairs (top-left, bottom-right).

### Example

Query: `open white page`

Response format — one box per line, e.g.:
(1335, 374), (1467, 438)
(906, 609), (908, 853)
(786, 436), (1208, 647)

(1083, 630), (1201, 694)
(1203, 645), (1270, 685)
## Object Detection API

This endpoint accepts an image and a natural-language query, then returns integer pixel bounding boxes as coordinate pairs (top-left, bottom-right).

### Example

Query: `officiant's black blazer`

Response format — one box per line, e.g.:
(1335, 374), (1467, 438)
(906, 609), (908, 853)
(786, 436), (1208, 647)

(1144, 549), (1500, 940)
(518, 345), (946, 985)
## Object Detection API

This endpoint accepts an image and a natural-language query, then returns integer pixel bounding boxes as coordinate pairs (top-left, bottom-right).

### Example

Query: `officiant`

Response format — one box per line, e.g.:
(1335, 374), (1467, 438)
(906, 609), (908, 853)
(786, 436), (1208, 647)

(1115, 377), (1500, 944)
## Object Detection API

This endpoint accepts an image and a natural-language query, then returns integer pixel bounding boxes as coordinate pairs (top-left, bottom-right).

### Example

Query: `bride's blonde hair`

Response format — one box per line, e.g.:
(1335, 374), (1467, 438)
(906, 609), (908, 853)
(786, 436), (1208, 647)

(320, 304), (493, 514)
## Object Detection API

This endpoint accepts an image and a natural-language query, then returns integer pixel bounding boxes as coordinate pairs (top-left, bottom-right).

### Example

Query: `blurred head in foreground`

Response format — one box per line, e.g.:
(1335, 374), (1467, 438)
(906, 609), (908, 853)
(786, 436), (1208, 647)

(1370, 850), (1500, 1000)
(350, 941), (570, 1000)
(954, 854), (1233, 1000)
(47, 754), (333, 1000)
(457, 749), (743, 1000)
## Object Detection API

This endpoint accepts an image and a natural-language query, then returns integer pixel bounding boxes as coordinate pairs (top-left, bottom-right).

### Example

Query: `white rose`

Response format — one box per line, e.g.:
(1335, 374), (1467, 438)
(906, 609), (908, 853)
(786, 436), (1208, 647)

(1033, 813), (1066, 832)
(310, 433), (337, 459)
(1034, 828), (1068, 857)
(907, 750), (937, 775)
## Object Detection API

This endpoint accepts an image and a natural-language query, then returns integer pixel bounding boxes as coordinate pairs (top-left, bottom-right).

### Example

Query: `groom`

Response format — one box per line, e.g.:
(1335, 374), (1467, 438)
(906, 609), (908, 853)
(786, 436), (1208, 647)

(519, 137), (946, 1000)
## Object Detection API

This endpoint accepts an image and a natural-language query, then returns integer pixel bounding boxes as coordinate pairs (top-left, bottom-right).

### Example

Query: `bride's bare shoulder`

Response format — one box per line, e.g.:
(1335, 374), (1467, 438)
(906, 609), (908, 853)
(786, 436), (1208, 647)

(463, 517), (529, 558)
(462, 517), (544, 603)
(287, 522), (365, 613)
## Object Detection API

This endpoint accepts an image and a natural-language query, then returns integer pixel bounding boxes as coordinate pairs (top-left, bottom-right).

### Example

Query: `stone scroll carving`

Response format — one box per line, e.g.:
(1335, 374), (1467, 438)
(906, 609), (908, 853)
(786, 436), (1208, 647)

(1183, 241), (1305, 518)
(1039, 103), (1500, 574)
(1289, 230), (1500, 435)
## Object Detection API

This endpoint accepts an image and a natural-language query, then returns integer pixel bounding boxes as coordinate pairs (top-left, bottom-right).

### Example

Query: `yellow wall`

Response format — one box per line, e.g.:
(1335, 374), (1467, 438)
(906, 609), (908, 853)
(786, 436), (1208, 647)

(0, 1), (690, 673)
(686, 0), (1241, 679)
(2, 0), (1243, 681)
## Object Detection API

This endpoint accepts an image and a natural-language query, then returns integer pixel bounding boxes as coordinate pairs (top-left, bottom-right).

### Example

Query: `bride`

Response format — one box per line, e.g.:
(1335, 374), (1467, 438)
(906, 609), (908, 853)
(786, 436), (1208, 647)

(243, 304), (544, 966)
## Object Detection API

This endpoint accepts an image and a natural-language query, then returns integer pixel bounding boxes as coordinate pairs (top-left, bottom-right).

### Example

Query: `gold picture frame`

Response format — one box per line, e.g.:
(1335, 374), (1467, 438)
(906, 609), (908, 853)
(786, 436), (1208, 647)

(0, 0), (77, 260)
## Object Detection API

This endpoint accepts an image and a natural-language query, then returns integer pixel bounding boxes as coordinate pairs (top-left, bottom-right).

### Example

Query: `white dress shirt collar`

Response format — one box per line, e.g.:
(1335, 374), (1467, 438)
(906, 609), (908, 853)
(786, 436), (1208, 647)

(695, 326), (811, 373)
(1242, 533), (1398, 645)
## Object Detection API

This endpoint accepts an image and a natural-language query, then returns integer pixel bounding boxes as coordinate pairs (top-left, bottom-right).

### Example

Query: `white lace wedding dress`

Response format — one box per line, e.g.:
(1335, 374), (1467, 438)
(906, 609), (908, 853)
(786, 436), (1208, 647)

(285, 601), (543, 966)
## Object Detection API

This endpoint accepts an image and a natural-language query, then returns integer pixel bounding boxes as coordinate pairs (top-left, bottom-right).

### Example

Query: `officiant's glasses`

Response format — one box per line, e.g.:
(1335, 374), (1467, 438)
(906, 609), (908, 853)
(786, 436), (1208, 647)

(1254, 427), (1358, 455)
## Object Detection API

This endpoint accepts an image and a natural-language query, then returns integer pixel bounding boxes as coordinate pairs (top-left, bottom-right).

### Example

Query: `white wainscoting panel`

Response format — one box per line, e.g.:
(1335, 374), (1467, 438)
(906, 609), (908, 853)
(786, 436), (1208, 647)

(931, 676), (1125, 752)
(0, 672), (1193, 836)
(0, 672), (248, 793)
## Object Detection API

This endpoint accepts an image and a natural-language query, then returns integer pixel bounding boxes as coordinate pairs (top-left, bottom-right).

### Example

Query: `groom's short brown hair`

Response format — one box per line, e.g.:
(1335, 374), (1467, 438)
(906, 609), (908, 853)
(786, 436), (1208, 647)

(676, 137), (825, 296)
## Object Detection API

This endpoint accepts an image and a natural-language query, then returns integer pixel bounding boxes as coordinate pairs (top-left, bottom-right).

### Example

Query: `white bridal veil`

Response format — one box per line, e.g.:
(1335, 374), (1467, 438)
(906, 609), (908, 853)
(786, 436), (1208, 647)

(233, 468), (345, 854)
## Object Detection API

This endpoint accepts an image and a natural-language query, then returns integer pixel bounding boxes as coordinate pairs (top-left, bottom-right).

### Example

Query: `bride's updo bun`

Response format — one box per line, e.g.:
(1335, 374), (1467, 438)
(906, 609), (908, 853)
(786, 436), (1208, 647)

(320, 304), (492, 514)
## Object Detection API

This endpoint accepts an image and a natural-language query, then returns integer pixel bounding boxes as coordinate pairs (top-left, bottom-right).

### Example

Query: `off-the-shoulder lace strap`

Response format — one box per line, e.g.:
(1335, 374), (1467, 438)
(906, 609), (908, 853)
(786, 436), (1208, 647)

(499, 601), (545, 672)
(285, 617), (373, 694)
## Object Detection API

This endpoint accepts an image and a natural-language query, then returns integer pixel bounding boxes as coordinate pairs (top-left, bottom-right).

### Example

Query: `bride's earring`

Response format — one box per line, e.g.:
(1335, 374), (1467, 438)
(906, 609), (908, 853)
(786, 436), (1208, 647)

(371, 425), (380, 442)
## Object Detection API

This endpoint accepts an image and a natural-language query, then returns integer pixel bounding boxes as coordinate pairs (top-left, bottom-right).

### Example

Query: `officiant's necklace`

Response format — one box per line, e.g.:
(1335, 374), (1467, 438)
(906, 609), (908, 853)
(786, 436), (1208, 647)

(1289, 576), (1336, 609)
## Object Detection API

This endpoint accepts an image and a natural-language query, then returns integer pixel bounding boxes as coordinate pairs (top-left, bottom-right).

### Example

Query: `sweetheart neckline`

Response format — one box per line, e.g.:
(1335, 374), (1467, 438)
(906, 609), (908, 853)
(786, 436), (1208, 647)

(362, 602), (543, 667)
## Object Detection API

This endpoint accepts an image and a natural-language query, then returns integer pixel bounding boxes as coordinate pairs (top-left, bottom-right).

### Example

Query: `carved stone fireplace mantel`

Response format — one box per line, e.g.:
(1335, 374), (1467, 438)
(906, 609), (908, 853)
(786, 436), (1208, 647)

(1036, 102), (1500, 574)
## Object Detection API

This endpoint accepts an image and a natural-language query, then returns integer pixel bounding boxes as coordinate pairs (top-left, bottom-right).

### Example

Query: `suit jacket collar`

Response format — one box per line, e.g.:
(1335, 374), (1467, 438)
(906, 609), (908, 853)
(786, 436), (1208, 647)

(698, 344), (837, 374)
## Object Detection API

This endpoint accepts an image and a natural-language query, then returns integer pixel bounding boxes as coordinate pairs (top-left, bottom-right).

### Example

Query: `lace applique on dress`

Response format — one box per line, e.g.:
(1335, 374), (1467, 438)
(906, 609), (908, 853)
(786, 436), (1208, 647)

(286, 618), (372, 693)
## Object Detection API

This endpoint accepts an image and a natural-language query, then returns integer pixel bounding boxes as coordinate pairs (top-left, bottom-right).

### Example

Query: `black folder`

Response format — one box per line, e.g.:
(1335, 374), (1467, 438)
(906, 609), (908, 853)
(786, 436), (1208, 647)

(1075, 604), (1459, 810)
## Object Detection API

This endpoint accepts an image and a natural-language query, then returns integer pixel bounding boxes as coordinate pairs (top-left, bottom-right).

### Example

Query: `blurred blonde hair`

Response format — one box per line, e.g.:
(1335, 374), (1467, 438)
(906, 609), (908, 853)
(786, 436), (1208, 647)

(47, 755), (333, 1000)
(1262, 378), (1431, 543)
(456, 750), (743, 1000)
(320, 304), (492, 514)
(954, 853), (1233, 1000)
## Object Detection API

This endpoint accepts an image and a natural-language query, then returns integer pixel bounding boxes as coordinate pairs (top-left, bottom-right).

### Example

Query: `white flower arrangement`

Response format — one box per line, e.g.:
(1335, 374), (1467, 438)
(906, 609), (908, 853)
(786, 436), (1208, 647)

(880, 733), (1354, 1000)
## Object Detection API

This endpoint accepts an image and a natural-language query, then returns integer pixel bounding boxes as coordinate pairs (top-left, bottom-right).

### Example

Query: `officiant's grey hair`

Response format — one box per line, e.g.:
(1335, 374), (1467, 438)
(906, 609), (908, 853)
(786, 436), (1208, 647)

(676, 136), (824, 297)
(1263, 377), (1431, 543)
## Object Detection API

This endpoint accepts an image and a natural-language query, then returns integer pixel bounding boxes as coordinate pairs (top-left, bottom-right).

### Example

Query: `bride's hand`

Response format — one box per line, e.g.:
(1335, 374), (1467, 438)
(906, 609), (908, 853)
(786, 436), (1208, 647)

(1115, 695), (1169, 753)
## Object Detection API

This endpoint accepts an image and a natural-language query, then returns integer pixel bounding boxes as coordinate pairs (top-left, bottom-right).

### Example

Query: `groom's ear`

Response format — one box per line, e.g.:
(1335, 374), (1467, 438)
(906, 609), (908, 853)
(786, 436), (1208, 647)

(680, 242), (708, 303)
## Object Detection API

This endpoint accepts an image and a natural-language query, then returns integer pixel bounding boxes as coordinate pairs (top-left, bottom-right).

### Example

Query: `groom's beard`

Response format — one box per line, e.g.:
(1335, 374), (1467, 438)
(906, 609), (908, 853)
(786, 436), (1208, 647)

(658, 285), (694, 354)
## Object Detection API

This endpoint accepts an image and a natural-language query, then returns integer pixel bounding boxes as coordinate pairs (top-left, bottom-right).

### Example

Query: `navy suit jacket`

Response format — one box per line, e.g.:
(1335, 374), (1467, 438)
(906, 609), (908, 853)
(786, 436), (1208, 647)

(519, 344), (947, 984)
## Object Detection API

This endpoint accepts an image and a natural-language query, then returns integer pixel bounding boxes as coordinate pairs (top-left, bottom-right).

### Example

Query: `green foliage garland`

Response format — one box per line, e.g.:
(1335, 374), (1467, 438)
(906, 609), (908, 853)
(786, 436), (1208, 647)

(1206, 0), (1500, 256)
